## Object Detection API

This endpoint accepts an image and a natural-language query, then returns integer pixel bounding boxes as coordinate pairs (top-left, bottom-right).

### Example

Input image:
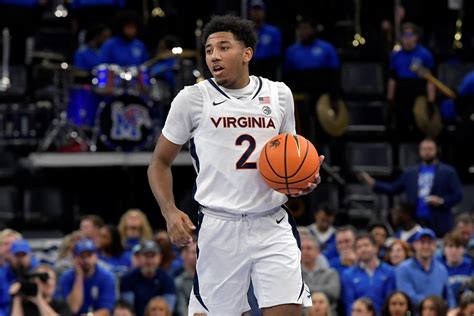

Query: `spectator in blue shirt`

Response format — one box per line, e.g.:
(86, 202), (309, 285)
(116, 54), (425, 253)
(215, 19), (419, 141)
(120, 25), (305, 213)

(387, 22), (436, 137)
(307, 205), (338, 263)
(120, 240), (176, 316)
(248, 0), (282, 80)
(98, 11), (149, 67)
(390, 202), (423, 244)
(360, 138), (463, 236)
(342, 233), (396, 315)
(438, 232), (473, 304)
(74, 24), (111, 72)
(396, 228), (455, 308)
(59, 239), (116, 316)
(97, 224), (131, 277)
(0, 239), (38, 316)
(283, 17), (340, 143)
(329, 226), (357, 275)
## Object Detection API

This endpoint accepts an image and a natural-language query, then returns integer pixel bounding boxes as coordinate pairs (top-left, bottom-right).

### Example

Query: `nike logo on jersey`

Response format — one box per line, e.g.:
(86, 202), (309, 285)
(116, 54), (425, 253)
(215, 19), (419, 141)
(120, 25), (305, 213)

(276, 216), (285, 224)
(213, 99), (227, 106)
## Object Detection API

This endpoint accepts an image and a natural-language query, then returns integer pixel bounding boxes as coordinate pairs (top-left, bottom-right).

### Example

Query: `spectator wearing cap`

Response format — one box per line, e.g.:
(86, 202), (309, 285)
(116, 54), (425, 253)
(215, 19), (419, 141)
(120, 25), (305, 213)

(0, 239), (37, 316)
(437, 232), (473, 305)
(390, 202), (423, 244)
(341, 233), (396, 315)
(301, 235), (340, 315)
(248, 0), (282, 80)
(307, 205), (338, 263)
(396, 228), (455, 308)
(59, 238), (116, 316)
(120, 240), (176, 316)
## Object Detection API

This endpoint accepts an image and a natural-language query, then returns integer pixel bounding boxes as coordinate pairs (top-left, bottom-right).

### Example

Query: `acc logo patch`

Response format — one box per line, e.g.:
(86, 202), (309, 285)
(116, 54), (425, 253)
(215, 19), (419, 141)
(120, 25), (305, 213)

(262, 105), (272, 115)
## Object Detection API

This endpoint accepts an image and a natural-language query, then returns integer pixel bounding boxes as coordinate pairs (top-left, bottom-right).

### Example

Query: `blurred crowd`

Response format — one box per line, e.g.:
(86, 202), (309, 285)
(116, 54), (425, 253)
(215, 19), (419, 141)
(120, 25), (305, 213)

(0, 204), (471, 316)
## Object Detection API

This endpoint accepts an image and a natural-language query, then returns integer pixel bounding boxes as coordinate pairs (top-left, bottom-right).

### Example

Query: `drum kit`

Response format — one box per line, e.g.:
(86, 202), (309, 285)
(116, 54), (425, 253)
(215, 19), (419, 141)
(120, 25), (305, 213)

(38, 49), (198, 152)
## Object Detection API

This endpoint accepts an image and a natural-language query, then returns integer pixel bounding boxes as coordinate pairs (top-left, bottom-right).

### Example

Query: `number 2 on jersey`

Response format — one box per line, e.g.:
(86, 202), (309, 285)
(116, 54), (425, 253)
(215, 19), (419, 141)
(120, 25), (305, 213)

(235, 134), (257, 169)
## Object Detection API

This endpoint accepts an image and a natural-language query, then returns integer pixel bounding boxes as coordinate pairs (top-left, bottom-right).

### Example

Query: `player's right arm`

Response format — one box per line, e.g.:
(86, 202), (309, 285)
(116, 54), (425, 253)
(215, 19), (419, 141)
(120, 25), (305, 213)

(147, 86), (202, 247)
(148, 135), (196, 246)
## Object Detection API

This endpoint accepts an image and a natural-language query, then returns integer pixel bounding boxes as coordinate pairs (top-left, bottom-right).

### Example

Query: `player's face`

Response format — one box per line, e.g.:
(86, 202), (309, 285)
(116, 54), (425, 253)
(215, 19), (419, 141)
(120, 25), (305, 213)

(205, 31), (253, 89)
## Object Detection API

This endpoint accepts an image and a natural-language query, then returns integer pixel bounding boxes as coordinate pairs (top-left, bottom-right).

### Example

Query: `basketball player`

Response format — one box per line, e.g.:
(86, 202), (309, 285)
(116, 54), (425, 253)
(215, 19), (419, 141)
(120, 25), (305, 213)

(148, 15), (323, 316)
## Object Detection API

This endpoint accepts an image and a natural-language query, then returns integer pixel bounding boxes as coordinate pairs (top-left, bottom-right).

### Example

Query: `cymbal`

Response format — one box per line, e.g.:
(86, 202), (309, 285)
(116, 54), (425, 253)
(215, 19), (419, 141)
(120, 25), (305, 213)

(31, 51), (66, 61)
(155, 49), (197, 60)
(316, 94), (349, 137)
(37, 61), (91, 77)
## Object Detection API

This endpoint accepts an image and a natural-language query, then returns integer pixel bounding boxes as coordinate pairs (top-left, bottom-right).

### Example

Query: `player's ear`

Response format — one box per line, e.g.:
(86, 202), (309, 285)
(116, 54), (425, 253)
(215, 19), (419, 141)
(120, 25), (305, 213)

(243, 47), (253, 63)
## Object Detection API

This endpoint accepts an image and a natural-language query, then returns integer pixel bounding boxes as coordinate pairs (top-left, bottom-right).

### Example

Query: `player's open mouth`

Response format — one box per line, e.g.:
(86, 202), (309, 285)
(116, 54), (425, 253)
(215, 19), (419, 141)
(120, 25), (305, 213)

(212, 65), (224, 76)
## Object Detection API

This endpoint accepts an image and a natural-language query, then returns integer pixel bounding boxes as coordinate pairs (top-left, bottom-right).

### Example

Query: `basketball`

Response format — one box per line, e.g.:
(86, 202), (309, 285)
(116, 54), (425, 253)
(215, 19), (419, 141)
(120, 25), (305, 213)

(259, 133), (320, 195)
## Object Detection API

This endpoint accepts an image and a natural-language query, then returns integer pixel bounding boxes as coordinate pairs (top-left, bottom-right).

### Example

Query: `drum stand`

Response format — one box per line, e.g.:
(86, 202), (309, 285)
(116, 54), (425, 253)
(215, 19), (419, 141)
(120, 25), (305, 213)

(37, 65), (90, 152)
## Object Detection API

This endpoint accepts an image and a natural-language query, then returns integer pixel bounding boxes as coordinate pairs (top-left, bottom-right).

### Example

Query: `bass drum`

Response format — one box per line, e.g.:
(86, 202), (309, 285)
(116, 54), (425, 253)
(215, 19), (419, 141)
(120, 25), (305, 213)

(93, 95), (160, 152)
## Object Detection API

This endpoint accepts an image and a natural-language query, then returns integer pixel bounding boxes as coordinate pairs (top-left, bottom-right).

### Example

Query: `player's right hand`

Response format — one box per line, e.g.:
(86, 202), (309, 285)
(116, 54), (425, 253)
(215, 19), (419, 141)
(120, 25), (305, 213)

(165, 209), (196, 247)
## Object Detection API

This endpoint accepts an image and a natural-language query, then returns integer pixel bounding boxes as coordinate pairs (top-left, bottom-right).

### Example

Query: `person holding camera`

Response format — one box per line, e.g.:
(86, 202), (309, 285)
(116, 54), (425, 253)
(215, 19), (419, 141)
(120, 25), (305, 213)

(10, 264), (71, 316)
(59, 239), (115, 316)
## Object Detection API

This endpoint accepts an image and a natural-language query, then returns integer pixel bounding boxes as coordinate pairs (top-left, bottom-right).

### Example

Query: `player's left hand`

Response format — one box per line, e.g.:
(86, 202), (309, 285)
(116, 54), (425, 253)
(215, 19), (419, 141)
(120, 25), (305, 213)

(290, 155), (324, 197)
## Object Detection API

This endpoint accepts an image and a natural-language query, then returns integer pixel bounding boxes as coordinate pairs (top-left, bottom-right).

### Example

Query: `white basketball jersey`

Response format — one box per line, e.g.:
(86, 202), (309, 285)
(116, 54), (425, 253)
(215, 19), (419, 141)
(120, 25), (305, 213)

(187, 77), (294, 214)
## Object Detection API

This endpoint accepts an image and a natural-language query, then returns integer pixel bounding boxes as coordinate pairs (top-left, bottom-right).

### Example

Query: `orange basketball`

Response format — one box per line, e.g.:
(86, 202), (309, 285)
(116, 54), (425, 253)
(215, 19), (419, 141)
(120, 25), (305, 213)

(259, 133), (320, 195)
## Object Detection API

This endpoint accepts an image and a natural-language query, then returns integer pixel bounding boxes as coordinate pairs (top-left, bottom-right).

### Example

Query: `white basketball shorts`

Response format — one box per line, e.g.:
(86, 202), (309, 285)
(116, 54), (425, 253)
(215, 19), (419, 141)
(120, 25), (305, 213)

(188, 206), (312, 315)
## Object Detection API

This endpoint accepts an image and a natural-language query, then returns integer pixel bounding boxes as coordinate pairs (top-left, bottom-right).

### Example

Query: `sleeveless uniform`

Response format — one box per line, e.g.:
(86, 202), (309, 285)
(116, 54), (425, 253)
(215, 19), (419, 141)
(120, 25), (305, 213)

(162, 76), (311, 315)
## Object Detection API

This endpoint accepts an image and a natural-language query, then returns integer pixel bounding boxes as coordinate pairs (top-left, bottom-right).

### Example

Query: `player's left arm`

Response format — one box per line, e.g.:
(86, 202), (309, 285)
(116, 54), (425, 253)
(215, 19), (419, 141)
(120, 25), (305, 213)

(278, 82), (324, 197)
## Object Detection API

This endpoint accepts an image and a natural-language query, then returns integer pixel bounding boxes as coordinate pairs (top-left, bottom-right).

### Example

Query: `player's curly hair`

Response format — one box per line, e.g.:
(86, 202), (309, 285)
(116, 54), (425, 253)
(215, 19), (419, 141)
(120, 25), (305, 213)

(202, 15), (257, 51)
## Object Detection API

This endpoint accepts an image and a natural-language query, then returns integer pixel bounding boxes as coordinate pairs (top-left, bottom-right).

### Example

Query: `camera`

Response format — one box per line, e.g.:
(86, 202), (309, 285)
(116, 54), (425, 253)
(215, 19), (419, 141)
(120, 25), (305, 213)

(18, 272), (49, 297)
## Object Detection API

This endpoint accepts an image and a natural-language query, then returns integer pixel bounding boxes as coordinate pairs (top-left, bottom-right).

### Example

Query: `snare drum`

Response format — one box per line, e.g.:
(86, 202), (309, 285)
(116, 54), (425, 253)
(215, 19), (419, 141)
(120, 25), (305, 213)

(119, 65), (151, 95)
(92, 63), (122, 94)
(94, 94), (159, 151)
(67, 85), (101, 127)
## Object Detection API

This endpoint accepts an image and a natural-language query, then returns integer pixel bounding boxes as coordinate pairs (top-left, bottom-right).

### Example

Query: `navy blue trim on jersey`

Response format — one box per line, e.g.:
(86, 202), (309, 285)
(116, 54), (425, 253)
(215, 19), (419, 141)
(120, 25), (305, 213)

(282, 204), (305, 301)
(282, 204), (301, 249)
(207, 78), (231, 99)
(189, 137), (199, 199)
(193, 211), (209, 311)
(251, 77), (263, 100)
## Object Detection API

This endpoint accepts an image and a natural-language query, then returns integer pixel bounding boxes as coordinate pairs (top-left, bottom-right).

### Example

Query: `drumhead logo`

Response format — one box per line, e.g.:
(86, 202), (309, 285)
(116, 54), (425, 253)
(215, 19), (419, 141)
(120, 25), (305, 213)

(110, 101), (152, 141)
